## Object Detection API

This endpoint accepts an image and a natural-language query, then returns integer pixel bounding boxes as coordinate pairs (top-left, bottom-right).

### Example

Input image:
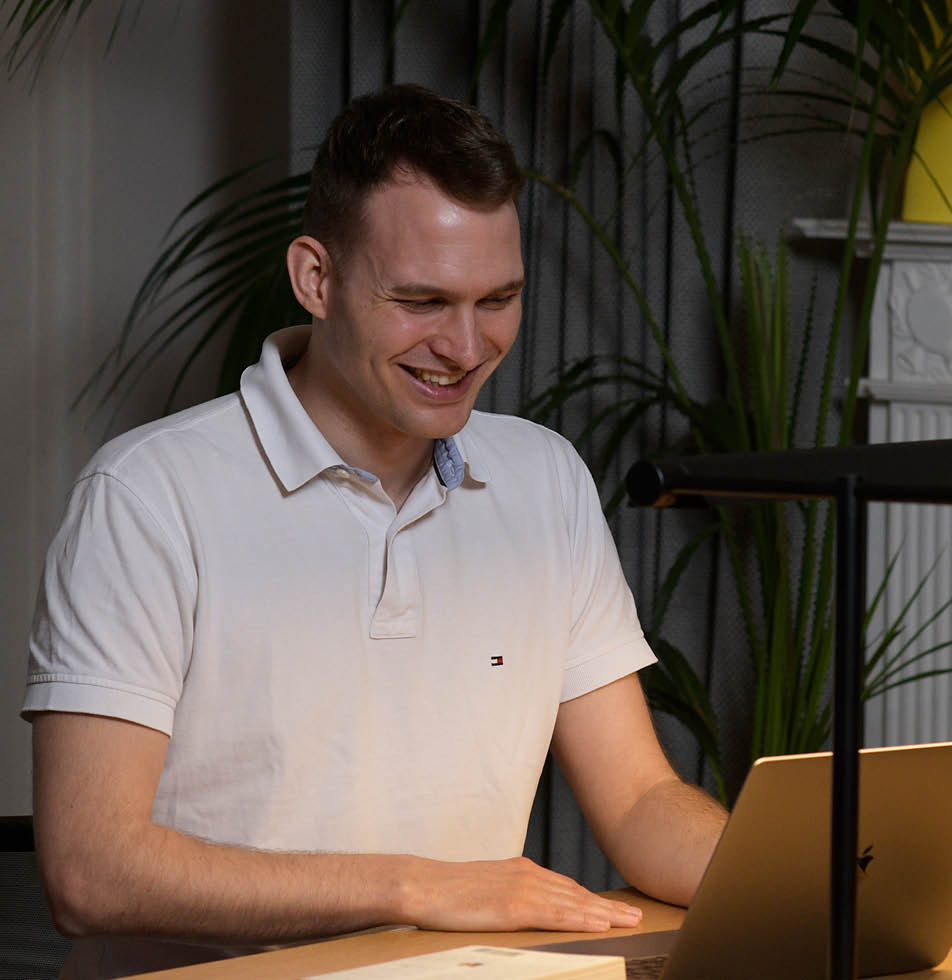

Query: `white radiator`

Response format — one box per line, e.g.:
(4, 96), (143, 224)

(860, 234), (952, 746)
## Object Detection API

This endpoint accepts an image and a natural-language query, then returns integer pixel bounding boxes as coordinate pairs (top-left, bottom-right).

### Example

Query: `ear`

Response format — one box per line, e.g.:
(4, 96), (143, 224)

(287, 236), (335, 319)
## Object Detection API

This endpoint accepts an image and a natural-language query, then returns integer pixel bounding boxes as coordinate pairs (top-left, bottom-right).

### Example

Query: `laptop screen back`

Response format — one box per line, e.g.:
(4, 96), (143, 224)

(662, 742), (952, 979)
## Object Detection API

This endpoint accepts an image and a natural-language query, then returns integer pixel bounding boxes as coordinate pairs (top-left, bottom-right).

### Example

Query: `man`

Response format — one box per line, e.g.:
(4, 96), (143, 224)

(24, 85), (726, 979)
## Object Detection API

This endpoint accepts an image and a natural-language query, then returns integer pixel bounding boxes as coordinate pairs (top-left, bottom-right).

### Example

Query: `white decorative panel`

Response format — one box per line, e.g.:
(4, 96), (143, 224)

(860, 226), (952, 748)
(865, 404), (952, 747)
(791, 220), (952, 749)
(888, 263), (952, 384)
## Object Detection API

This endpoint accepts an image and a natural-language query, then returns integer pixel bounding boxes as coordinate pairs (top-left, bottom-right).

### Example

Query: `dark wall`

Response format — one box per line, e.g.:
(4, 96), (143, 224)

(287, 0), (858, 890)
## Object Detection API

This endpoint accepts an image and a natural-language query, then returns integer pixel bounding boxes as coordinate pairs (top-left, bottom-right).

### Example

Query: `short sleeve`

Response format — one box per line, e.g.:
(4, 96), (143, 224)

(23, 471), (196, 735)
(557, 445), (656, 702)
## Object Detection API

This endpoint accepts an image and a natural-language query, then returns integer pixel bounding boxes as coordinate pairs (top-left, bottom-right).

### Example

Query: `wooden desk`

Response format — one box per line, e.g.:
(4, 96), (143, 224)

(128, 890), (952, 979)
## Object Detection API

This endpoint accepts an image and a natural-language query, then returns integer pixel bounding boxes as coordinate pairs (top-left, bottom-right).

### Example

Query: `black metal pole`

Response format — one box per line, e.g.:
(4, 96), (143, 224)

(831, 475), (863, 979)
(625, 444), (952, 977)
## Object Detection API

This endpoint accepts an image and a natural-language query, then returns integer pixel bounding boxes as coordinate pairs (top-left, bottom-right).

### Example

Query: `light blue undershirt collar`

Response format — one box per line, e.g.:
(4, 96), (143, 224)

(433, 436), (465, 490)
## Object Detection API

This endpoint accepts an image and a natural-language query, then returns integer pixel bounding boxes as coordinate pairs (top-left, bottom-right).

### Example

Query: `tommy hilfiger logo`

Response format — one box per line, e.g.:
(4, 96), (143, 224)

(490, 656), (504, 667)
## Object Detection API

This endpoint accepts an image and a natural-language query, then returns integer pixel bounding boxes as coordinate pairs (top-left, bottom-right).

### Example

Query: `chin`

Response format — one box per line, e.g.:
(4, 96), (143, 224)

(411, 406), (477, 441)
(419, 423), (467, 441)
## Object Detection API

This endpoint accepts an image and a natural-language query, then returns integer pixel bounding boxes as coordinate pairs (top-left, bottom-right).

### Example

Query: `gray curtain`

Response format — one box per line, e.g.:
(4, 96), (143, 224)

(288, 0), (854, 891)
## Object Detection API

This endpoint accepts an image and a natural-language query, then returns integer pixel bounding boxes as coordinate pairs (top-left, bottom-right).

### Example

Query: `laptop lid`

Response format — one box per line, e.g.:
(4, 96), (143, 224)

(666, 741), (952, 979)
(536, 742), (952, 980)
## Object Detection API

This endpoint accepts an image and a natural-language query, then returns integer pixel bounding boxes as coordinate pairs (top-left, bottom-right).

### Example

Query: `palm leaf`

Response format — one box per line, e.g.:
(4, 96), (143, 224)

(2, 0), (107, 80)
(76, 164), (309, 421)
(469, 0), (517, 98)
(640, 638), (725, 804)
(540, 0), (574, 80)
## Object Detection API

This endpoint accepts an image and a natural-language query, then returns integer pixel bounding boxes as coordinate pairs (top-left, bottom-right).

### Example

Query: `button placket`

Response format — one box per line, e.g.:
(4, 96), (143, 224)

(324, 467), (394, 625)
(369, 472), (448, 639)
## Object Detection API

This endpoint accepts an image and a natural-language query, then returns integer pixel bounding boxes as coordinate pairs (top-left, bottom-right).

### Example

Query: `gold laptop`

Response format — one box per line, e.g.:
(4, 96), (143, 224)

(535, 742), (952, 979)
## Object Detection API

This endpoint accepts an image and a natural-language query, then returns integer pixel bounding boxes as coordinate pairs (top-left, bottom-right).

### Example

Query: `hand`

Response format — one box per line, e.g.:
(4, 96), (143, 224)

(399, 855), (643, 933)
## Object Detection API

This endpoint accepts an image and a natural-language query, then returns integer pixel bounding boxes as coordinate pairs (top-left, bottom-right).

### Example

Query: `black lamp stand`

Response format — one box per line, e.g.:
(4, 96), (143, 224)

(626, 438), (952, 980)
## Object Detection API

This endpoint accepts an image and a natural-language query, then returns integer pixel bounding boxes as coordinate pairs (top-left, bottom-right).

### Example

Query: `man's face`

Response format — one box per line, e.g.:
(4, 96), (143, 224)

(307, 173), (524, 449)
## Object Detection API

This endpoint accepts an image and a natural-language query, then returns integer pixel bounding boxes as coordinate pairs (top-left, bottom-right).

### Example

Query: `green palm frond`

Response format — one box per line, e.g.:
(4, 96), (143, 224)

(75, 163), (309, 421)
(2, 0), (118, 81)
(641, 638), (725, 804)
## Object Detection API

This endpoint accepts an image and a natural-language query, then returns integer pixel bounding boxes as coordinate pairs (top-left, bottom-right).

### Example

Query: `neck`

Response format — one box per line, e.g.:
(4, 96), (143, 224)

(288, 352), (434, 510)
(348, 433), (433, 510)
(381, 448), (435, 511)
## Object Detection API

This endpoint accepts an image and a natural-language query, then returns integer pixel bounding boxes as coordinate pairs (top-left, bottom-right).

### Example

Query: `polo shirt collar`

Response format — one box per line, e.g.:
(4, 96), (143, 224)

(240, 326), (490, 493)
(450, 420), (489, 486)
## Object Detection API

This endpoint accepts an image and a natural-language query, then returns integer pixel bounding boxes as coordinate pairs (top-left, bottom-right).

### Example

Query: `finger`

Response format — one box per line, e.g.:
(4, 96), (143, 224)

(536, 889), (643, 932)
(514, 866), (643, 928)
(604, 900), (643, 926)
(594, 895), (642, 918)
(546, 880), (642, 926)
(534, 901), (639, 933)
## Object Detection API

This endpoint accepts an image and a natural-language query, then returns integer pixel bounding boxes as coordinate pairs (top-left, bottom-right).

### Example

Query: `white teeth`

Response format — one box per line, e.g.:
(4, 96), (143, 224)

(409, 368), (465, 386)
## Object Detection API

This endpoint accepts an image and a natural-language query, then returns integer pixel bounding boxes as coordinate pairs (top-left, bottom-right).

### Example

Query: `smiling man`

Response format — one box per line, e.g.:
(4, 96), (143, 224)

(24, 86), (726, 980)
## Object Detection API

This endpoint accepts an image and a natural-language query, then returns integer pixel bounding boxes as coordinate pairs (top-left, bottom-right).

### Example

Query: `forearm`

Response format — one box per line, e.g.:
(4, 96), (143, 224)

(609, 777), (727, 908)
(40, 811), (644, 944)
(41, 819), (414, 943)
(550, 675), (728, 909)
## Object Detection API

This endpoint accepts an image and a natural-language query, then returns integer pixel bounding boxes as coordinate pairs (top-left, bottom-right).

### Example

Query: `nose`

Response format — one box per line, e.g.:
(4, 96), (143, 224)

(430, 304), (483, 371)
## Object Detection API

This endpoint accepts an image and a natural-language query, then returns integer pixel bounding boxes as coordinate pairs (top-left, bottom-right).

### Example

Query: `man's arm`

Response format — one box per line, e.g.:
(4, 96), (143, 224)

(551, 672), (727, 908)
(33, 712), (642, 944)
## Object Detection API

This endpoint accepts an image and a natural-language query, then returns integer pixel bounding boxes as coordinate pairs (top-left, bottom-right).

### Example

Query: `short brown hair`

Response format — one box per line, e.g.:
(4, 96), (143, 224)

(302, 84), (523, 267)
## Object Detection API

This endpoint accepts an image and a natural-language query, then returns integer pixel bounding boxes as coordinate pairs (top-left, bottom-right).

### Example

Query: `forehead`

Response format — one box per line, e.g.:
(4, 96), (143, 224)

(355, 175), (523, 291)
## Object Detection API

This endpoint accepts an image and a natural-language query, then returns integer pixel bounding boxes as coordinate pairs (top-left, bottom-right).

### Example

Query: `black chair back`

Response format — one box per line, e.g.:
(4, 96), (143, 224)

(0, 816), (71, 980)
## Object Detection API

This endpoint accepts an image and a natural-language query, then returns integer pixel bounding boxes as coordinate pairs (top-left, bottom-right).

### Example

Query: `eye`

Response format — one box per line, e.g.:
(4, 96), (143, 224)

(398, 298), (443, 312)
(479, 293), (519, 310)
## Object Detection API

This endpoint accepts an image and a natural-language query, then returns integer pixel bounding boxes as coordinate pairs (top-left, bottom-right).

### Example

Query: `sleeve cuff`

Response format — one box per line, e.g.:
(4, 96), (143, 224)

(560, 637), (657, 703)
(22, 675), (176, 736)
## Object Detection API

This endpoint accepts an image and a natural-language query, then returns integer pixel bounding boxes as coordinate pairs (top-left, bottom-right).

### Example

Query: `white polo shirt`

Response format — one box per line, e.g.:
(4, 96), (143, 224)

(25, 325), (654, 860)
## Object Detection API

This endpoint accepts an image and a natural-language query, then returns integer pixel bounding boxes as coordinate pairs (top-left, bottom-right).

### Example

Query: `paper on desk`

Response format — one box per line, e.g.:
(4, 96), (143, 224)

(300, 944), (624, 979)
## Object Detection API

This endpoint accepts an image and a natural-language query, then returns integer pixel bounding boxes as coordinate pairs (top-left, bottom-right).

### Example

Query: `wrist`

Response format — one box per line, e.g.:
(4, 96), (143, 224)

(379, 853), (428, 925)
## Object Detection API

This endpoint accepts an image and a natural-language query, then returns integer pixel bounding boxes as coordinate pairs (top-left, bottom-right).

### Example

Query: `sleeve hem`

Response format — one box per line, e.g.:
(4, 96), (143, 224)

(560, 638), (657, 703)
(22, 677), (175, 736)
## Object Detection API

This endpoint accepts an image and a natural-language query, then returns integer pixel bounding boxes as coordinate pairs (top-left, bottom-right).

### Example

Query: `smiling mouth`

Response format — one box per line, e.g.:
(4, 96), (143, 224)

(404, 366), (468, 387)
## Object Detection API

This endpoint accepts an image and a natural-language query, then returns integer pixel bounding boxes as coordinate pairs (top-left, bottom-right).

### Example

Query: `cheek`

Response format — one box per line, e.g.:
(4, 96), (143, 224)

(332, 322), (392, 374)
(377, 315), (436, 358)
(326, 327), (366, 374)
(492, 309), (522, 356)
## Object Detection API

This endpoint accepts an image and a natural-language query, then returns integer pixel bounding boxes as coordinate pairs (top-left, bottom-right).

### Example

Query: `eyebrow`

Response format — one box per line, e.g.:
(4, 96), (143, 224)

(391, 278), (526, 298)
